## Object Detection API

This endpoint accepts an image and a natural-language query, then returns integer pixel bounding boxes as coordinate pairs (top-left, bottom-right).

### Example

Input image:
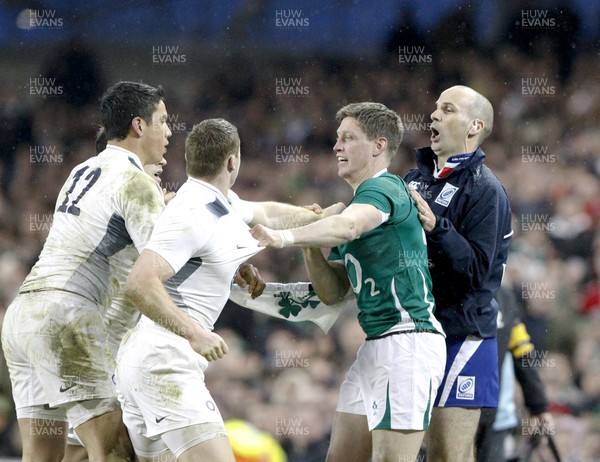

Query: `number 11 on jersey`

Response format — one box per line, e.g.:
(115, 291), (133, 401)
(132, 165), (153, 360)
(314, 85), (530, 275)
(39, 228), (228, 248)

(57, 166), (102, 216)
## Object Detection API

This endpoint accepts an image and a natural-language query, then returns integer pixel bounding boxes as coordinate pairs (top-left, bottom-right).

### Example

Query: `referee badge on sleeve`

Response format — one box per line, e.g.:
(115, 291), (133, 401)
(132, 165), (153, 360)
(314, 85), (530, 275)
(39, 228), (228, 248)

(434, 183), (459, 207)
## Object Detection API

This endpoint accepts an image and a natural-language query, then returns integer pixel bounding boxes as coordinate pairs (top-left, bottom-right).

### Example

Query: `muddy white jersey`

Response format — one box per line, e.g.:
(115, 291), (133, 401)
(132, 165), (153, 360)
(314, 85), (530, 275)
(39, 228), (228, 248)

(20, 145), (165, 310)
(144, 178), (261, 331)
(104, 245), (141, 356)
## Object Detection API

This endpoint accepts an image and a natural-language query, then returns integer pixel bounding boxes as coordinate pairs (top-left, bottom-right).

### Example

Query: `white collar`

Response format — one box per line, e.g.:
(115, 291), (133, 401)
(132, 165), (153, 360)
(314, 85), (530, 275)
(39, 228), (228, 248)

(104, 144), (144, 171)
(187, 177), (231, 204)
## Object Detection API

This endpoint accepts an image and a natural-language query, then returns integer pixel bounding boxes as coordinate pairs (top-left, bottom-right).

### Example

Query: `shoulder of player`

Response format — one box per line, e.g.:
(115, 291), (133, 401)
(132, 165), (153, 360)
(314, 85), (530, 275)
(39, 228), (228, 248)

(358, 173), (403, 193)
(164, 184), (228, 219)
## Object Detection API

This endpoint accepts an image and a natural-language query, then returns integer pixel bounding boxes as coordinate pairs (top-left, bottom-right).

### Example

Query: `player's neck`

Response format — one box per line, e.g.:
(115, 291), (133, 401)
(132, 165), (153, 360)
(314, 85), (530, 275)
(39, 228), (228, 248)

(435, 153), (452, 166)
(193, 173), (230, 197)
(107, 138), (148, 163)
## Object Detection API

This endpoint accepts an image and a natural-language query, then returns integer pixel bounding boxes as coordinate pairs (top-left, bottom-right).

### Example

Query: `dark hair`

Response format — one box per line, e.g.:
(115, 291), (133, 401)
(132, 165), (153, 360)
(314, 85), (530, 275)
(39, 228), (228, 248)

(95, 127), (107, 154)
(185, 119), (240, 179)
(336, 102), (404, 159)
(100, 81), (164, 141)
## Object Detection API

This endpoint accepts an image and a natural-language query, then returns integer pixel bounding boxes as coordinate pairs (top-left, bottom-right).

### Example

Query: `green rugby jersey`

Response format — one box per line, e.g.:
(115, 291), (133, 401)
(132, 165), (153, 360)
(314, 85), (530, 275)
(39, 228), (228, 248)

(329, 172), (444, 338)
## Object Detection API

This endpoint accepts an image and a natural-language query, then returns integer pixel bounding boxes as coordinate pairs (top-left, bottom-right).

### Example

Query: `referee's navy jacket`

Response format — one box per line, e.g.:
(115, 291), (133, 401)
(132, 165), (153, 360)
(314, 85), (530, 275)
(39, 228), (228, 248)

(404, 147), (513, 339)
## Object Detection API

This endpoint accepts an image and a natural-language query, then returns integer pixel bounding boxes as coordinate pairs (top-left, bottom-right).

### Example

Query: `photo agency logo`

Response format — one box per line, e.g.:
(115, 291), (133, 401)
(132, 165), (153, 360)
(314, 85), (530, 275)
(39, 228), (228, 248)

(16, 9), (64, 29)
(521, 349), (556, 369)
(275, 77), (310, 97)
(521, 77), (556, 97)
(275, 349), (310, 368)
(520, 9), (556, 29)
(275, 145), (309, 163)
(521, 281), (556, 301)
(398, 45), (432, 65)
(520, 213), (555, 232)
(275, 417), (310, 436)
(401, 113), (431, 133)
(30, 145), (63, 165)
(29, 213), (53, 233)
(400, 455), (426, 462)
(521, 145), (556, 163)
(152, 45), (187, 65)
(275, 9), (309, 28)
(398, 249), (431, 269)
(29, 418), (65, 437)
(29, 77), (64, 98)
(521, 416), (556, 436)
(166, 113), (187, 133)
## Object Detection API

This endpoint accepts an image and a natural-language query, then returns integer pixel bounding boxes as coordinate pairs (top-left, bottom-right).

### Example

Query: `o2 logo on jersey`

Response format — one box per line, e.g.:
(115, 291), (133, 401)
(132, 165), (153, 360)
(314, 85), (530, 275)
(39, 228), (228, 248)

(344, 253), (380, 297)
(456, 376), (475, 400)
(434, 183), (459, 207)
(344, 254), (361, 294)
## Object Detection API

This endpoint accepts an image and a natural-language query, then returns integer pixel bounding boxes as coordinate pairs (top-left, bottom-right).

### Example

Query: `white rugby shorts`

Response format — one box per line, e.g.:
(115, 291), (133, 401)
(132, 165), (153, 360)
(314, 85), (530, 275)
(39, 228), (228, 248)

(336, 331), (446, 430)
(2, 291), (116, 412)
(116, 318), (225, 443)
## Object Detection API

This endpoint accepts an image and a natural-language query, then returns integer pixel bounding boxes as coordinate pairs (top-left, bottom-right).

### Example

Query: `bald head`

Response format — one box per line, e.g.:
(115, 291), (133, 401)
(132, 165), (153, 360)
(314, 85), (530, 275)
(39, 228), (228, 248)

(443, 85), (494, 143)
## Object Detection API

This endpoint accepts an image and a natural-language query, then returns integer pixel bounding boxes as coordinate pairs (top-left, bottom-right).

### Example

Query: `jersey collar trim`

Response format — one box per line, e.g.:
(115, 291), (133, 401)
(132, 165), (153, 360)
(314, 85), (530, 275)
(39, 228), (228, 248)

(187, 177), (231, 204)
(104, 144), (144, 171)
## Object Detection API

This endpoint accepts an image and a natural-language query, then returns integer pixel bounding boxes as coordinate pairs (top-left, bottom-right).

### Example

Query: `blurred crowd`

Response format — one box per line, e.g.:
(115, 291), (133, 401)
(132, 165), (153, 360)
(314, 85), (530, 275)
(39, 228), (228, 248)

(1, 6), (600, 461)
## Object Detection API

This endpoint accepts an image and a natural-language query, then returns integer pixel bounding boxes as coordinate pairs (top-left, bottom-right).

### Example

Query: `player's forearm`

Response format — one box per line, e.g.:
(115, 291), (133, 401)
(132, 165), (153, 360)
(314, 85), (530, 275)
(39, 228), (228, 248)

(125, 276), (199, 340)
(290, 215), (359, 247)
(253, 201), (323, 229)
(253, 201), (345, 229)
(302, 248), (349, 304)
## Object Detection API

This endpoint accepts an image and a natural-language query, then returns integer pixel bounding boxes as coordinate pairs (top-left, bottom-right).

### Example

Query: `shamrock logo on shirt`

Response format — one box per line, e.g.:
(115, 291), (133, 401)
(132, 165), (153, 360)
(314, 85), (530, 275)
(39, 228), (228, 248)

(275, 290), (320, 318)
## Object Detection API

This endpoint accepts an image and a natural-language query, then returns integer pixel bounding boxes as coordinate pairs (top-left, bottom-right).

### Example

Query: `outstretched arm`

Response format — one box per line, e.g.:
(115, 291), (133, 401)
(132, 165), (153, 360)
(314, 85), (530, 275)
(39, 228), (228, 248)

(245, 200), (346, 229)
(250, 203), (383, 248)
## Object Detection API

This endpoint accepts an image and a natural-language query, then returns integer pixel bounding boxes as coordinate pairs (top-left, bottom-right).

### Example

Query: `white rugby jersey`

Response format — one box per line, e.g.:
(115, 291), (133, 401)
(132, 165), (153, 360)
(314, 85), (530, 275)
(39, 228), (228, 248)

(144, 177), (261, 331)
(20, 145), (165, 309)
(105, 246), (141, 356)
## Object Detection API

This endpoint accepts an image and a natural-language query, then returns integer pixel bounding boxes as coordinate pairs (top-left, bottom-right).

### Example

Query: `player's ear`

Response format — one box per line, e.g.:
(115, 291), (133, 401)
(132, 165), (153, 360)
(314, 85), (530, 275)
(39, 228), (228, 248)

(226, 154), (236, 173)
(373, 137), (388, 156)
(130, 116), (144, 137)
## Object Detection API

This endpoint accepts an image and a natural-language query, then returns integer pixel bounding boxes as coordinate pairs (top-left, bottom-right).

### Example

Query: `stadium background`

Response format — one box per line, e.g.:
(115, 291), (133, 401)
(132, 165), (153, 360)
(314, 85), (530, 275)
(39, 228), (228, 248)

(1, 0), (600, 460)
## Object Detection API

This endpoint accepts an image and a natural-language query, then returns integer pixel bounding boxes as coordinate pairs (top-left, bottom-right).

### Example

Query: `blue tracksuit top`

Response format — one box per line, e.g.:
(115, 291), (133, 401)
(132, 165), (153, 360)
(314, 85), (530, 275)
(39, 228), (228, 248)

(404, 147), (513, 339)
